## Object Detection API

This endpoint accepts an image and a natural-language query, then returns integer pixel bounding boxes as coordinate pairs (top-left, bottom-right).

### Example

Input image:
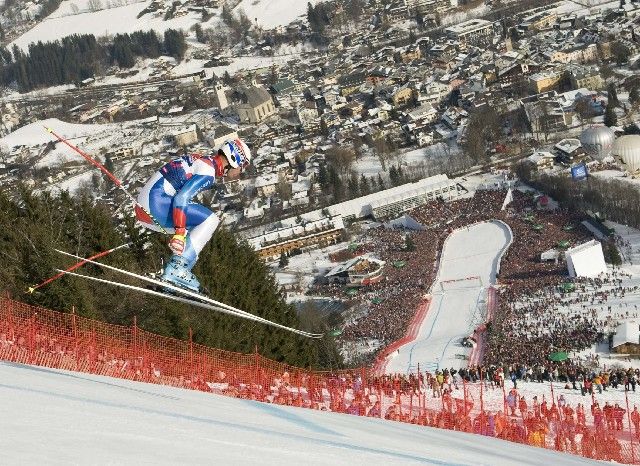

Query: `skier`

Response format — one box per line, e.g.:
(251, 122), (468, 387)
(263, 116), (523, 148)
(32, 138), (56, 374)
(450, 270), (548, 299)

(135, 139), (251, 291)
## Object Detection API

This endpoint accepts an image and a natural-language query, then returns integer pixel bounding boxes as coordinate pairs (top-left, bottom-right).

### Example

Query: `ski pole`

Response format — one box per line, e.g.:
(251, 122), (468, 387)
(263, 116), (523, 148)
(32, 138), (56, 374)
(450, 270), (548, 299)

(44, 126), (168, 234)
(27, 242), (131, 294)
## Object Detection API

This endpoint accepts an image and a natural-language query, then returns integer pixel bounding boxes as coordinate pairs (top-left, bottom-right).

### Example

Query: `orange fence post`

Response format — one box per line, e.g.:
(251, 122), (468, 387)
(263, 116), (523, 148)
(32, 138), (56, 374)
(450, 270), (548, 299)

(626, 388), (636, 464)
(71, 306), (78, 360)
(189, 327), (194, 381)
(480, 369), (484, 414)
(253, 345), (259, 390)
(132, 314), (138, 374)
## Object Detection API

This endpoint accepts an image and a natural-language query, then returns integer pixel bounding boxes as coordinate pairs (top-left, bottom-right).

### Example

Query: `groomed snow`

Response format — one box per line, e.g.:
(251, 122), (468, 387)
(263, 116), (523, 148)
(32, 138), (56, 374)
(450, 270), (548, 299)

(385, 221), (512, 374)
(0, 361), (598, 465)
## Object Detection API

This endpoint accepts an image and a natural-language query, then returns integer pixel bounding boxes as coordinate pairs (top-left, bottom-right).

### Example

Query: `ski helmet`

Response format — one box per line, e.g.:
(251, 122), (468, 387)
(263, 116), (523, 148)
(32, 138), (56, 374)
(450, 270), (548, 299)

(219, 138), (251, 172)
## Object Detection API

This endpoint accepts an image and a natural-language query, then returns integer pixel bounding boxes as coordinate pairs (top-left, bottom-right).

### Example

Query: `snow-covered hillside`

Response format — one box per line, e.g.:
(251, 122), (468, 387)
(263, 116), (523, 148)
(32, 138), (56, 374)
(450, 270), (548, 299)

(10, 1), (202, 50)
(0, 361), (599, 465)
(0, 118), (110, 148)
(233, 0), (319, 29)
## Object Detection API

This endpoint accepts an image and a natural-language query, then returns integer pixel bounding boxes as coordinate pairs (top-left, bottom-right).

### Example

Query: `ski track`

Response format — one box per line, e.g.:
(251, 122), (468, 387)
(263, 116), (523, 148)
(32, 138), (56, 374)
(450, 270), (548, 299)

(386, 221), (512, 374)
(0, 361), (599, 465)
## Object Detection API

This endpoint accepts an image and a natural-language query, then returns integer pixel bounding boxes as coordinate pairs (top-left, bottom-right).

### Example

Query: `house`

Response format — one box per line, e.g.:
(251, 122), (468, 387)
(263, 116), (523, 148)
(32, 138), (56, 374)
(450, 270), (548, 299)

(391, 85), (414, 107)
(612, 320), (640, 354)
(207, 125), (238, 148)
(297, 101), (320, 130)
(338, 71), (366, 96)
(554, 138), (585, 162)
(568, 66), (604, 90)
(255, 173), (280, 197)
(407, 103), (438, 125)
(527, 151), (555, 170)
(233, 86), (276, 124)
(529, 69), (565, 93)
(173, 125), (199, 147)
(445, 19), (495, 45)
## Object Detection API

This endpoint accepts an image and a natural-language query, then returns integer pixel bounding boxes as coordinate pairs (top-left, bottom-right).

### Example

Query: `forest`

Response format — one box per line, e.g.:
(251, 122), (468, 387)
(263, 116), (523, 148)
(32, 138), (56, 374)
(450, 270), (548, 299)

(0, 29), (187, 92)
(0, 187), (342, 369)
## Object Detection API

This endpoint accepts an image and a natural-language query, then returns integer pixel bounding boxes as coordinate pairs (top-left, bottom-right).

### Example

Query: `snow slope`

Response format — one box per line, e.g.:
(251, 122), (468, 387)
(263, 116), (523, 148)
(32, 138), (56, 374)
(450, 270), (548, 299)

(234, 0), (320, 29)
(0, 118), (111, 148)
(11, 1), (201, 50)
(385, 221), (512, 374)
(0, 361), (598, 465)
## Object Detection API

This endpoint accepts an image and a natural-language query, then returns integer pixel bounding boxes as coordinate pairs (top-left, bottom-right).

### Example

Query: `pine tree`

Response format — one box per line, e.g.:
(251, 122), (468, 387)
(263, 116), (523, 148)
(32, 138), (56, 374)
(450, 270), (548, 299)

(377, 173), (385, 190)
(604, 104), (617, 127)
(195, 23), (206, 43)
(317, 164), (329, 189)
(104, 155), (115, 173)
(607, 83), (619, 107)
(278, 252), (289, 268)
(630, 86), (640, 106)
(347, 172), (359, 199)
(389, 165), (399, 186)
(163, 29), (187, 61)
(404, 235), (415, 251)
(359, 174), (370, 195)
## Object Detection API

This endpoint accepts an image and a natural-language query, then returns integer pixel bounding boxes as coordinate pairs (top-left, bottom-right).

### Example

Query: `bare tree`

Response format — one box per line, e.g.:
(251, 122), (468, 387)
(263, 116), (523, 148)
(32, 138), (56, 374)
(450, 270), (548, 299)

(88, 0), (103, 11)
(325, 145), (355, 176)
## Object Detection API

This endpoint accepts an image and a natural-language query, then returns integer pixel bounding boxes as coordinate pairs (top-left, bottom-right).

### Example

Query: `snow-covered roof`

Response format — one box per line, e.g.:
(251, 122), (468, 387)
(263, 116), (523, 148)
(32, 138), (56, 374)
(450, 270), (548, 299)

(613, 320), (640, 349)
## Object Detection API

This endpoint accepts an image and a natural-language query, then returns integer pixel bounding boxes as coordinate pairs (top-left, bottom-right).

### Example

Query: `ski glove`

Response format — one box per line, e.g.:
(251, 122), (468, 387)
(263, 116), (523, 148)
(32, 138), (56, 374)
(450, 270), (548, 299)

(169, 231), (187, 255)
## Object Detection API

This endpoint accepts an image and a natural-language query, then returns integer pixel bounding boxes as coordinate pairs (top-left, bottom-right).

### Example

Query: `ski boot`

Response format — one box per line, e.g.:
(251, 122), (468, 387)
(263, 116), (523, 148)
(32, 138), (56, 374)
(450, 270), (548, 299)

(162, 255), (200, 292)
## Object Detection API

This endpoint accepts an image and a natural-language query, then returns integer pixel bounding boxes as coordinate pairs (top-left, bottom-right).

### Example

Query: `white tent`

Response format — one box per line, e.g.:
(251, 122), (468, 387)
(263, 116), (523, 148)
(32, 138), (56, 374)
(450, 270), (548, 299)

(565, 240), (607, 278)
(501, 188), (514, 211)
(385, 214), (426, 230)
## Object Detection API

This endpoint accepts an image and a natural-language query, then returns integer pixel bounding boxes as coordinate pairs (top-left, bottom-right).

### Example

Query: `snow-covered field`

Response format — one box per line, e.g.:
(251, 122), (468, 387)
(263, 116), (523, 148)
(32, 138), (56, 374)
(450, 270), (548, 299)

(0, 361), (598, 465)
(554, 0), (620, 16)
(0, 118), (110, 148)
(385, 221), (512, 374)
(11, 1), (202, 50)
(233, 0), (320, 29)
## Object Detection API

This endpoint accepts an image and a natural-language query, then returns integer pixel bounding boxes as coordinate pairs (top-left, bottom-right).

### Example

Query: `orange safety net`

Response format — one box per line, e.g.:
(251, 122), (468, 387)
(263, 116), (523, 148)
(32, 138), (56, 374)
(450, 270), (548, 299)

(0, 296), (638, 464)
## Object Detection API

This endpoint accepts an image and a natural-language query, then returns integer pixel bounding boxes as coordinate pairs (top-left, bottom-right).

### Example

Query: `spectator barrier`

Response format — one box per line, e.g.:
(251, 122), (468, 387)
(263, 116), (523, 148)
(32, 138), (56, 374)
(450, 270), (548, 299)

(0, 295), (639, 464)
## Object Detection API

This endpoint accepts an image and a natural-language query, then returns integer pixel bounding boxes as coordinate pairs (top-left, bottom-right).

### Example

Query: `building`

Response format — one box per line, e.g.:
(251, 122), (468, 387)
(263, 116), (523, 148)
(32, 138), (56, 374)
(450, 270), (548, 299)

(106, 147), (138, 161)
(407, 102), (438, 125)
(173, 125), (199, 147)
(612, 320), (640, 354)
(565, 240), (607, 278)
(233, 86), (276, 124)
(445, 19), (495, 45)
(554, 138), (585, 162)
(526, 151), (555, 170)
(325, 256), (386, 286)
(297, 101), (320, 130)
(254, 173), (280, 197)
(529, 69), (565, 93)
(519, 11), (557, 31)
(247, 216), (346, 260)
(521, 92), (568, 135)
(547, 44), (598, 64)
(391, 85), (414, 107)
(568, 66), (604, 91)
(211, 82), (229, 110)
(207, 125), (238, 148)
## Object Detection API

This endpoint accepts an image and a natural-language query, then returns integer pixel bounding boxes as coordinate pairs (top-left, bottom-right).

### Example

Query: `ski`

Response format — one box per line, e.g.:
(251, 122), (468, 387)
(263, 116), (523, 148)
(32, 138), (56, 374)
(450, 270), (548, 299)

(54, 250), (323, 339)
